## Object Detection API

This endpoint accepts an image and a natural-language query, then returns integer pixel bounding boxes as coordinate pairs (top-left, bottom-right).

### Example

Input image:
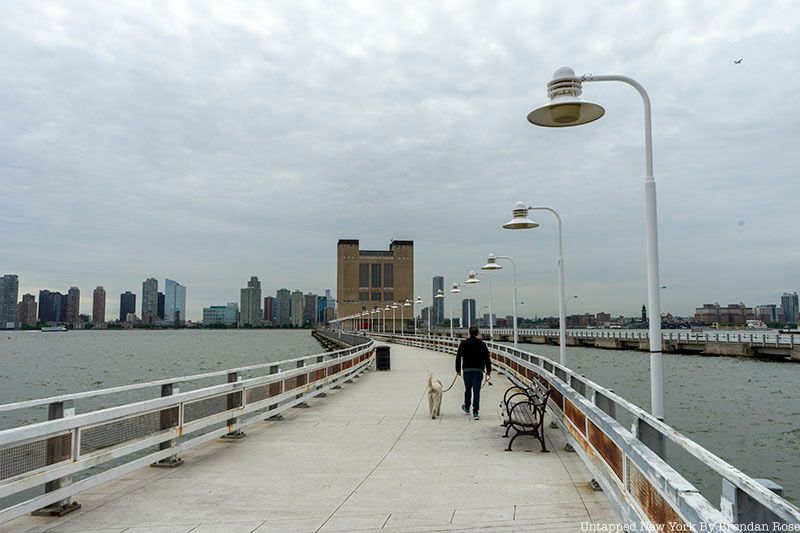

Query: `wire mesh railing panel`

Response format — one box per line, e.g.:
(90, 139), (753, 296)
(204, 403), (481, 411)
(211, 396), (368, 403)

(0, 433), (71, 481)
(184, 394), (231, 423)
(80, 408), (177, 455)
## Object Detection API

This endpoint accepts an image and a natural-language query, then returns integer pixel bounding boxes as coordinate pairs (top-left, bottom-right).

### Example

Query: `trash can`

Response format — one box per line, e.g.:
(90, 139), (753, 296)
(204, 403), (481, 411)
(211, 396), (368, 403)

(376, 346), (391, 371)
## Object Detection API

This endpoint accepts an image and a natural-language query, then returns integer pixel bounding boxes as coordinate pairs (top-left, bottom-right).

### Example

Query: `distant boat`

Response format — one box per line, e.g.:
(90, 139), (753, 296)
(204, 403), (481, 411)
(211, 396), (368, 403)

(41, 326), (67, 332)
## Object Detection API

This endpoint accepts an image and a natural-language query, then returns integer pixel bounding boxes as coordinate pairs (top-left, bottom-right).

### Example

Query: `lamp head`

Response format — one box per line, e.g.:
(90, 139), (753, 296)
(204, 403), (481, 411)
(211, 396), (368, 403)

(503, 201), (540, 230)
(391, 304), (398, 309)
(415, 296), (423, 304)
(465, 270), (480, 284)
(450, 283), (461, 294)
(403, 299), (411, 307)
(435, 289), (444, 299)
(482, 253), (503, 271)
(528, 66), (605, 127)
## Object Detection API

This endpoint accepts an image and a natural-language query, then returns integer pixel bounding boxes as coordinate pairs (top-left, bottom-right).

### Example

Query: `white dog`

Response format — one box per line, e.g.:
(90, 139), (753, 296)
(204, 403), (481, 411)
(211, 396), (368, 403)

(427, 373), (443, 419)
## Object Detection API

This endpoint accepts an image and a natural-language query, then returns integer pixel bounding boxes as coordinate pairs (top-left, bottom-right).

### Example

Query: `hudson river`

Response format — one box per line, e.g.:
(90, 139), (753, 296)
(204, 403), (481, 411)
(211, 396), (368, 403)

(0, 330), (796, 506)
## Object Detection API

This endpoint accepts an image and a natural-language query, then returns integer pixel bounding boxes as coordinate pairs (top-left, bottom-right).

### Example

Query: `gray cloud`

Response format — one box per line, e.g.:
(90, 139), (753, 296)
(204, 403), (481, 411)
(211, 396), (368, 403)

(1, 1), (799, 320)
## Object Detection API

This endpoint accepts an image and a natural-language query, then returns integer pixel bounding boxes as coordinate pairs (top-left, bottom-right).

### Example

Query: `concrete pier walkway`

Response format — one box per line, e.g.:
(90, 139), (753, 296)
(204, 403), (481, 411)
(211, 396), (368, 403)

(2, 343), (619, 532)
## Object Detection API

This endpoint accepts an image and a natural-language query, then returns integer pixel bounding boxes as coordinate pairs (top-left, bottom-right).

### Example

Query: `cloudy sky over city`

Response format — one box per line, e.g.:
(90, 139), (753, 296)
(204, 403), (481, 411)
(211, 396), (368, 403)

(2, 1), (799, 320)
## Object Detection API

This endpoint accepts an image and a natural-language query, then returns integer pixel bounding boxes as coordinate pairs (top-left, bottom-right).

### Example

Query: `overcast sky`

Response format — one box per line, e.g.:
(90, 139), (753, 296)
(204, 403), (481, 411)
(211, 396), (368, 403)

(2, 1), (799, 321)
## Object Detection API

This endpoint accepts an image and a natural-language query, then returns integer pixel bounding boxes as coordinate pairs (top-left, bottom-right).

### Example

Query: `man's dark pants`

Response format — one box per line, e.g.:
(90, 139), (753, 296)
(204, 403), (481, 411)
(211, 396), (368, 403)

(463, 370), (483, 415)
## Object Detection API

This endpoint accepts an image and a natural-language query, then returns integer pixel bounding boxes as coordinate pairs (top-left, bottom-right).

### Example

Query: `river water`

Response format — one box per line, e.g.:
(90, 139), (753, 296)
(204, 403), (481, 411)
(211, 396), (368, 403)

(502, 341), (800, 506)
(0, 330), (797, 508)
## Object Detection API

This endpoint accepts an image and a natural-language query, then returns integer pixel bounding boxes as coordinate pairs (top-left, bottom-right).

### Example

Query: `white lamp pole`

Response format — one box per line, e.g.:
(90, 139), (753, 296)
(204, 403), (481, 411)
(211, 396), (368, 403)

(503, 203), (567, 365)
(392, 304), (397, 335)
(414, 296), (422, 336)
(449, 283), (461, 338)
(483, 253), (519, 347)
(434, 289), (444, 335)
(478, 272), (494, 339)
(528, 66), (664, 419)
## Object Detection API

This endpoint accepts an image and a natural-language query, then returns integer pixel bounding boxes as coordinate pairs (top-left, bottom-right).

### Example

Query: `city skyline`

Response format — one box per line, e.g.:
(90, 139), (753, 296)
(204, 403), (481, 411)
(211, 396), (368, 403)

(2, 3), (799, 321)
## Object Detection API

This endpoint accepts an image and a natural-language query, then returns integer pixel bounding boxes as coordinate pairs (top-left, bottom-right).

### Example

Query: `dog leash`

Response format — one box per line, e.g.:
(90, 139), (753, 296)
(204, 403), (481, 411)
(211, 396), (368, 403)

(441, 372), (492, 393)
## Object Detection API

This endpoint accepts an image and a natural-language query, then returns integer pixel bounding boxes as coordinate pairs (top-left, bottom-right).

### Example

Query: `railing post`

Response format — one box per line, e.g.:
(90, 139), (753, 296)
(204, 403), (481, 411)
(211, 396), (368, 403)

(315, 355), (327, 397)
(267, 364), (284, 419)
(222, 371), (246, 439)
(293, 360), (310, 406)
(152, 383), (182, 467)
(32, 400), (81, 517)
(635, 417), (666, 460)
(721, 478), (785, 529)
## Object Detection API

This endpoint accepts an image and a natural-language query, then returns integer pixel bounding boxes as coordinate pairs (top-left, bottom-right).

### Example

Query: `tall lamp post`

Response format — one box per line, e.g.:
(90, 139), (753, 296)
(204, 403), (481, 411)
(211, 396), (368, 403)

(434, 289), (444, 335)
(504, 202), (567, 366)
(383, 305), (390, 333)
(528, 65), (664, 419)
(391, 303), (398, 335)
(449, 283), (461, 338)
(482, 253), (520, 347)
(401, 299), (411, 335)
(464, 271), (480, 328)
(414, 296), (423, 336)
(466, 271), (494, 339)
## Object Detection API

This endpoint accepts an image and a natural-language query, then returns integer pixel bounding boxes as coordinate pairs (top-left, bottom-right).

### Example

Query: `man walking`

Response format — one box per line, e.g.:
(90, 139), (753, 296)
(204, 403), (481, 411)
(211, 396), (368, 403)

(456, 326), (492, 420)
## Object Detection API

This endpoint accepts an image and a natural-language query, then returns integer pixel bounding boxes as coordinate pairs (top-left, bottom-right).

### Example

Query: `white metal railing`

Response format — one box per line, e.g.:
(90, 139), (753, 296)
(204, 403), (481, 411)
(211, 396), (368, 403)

(372, 333), (800, 531)
(430, 327), (798, 348)
(0, 341), (374, 524)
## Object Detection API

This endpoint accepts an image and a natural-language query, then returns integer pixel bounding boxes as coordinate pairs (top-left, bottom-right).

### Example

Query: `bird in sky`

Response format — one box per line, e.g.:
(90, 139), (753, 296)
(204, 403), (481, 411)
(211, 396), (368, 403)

(734, 58), (743, 64)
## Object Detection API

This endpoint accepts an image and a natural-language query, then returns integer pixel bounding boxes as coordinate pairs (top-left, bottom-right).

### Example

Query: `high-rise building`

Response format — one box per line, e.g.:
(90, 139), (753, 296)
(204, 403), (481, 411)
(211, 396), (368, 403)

(93, 287), (106, 325)
(18, 294), (37, 326)
(303, 293), (317, 326)
(203, 303), (238, 326)
(317, 296), (328, 324)
(157, 292), (165, 319)
(120, 292), (136, 322)
(239, 276), (262, 327)
(164, 279), (186, 325)
(263, 296), (275, 324)
(64, 287), (81, 326)
(337, 239), (413, 332)
(38, 290), (64, 323)
(290, 290), (304, 327)
(781, 292), (799, 324)
(276, 289), (291, 326)
(432, 275), (444, 326)
(325, 289), (336, 317)
(141, 278), (159, 325)
(461, 298), (476, 328)
(693, 303), (754, 325)
(0, 274), (19, 329)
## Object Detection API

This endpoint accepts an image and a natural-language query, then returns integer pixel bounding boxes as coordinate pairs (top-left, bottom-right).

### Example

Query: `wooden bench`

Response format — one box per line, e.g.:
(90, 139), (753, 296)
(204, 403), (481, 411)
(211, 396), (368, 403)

(501, 382), (550, 452)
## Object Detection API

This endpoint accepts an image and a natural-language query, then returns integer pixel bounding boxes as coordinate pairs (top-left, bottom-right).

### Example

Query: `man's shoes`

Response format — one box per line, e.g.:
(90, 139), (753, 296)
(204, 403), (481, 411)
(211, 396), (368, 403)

(461, 404), (469, 415)
(473, 413), (480, 420)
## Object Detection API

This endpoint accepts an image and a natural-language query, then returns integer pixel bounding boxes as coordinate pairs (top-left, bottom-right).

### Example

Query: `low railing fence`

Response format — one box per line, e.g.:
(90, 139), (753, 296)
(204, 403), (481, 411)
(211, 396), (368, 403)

(422, 327), (798, 347)
(371, 333), (800, 531)
(0, 341), (375, 524)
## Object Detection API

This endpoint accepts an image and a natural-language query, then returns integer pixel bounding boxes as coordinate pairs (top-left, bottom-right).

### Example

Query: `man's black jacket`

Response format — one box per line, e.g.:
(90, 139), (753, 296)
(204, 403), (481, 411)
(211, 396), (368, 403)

(455, 336), (492, 374)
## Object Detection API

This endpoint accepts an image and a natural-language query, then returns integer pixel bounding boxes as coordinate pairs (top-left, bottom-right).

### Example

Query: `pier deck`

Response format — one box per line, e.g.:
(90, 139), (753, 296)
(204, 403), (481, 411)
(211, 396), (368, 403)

(2, 343), (618, 532)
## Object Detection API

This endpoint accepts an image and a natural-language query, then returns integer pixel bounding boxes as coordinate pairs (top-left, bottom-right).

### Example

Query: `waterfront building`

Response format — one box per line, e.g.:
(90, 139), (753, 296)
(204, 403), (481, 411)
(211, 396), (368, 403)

(482, 312), (496, 327)
(164, 279), (186, 325)
(239, 276), (262, 327)
(65, 287), (81, 326)
(18, 294), (37, 326)
(92, 287), (106, 325)
(461, 298), (476, 328)
(276, 289), (291, 326)
(781, 292), (799, 324)
(203, 303), (238, 326)
(303, 293), (317, 326)
(755, 304), (781, 323)
(325, 289), (336, 317)
(157, 292), (165, 319)
(119, 292), (136, 322)
(141, 278), (159, 325)
(432, 275), (444, 326)
(0, 274), (19, 329)
(38, 290), (63, 323)
(263, 296), (275, 324)
(337, 239), (413, 332)
(693, 303), (754, 325)
(290, 290), (304, 327)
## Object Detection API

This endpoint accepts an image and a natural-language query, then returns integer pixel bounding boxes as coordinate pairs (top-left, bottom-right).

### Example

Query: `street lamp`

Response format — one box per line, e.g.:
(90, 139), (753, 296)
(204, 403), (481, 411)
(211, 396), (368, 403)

(504, 201), (567, 366)
(401, 299), (411, 335)
(391, 303), (398, 335)
(529, 65), (665, 420)
(482, 253), (520, 347)
(383, 305), (390, 333)
(434, 289), (444, 334)
(449, 283), (461, 338)
(414, 296), (423, 336)
(467, 271), (493, 339)
(464, 271), (480, 329)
